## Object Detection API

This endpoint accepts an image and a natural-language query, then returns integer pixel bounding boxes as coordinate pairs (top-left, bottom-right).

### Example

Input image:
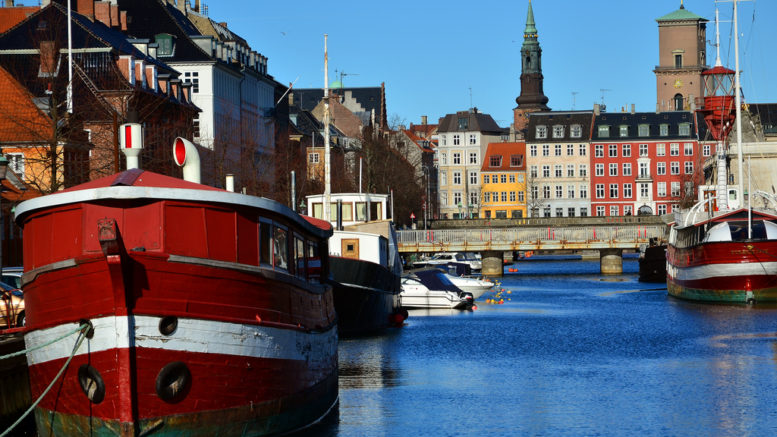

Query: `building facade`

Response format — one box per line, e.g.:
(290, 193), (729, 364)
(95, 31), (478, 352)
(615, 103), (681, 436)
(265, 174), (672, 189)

(436, 109), (506, 219)
(525, 111), (594, 217)
(480, 142), (527, 219)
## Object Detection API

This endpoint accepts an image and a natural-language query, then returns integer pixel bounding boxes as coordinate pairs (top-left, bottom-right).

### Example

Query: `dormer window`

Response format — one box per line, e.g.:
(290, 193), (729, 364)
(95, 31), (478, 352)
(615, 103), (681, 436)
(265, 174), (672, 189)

(598, 125), (610, 138)
(458, 117), (468, 130)
(638, 124), (649, 137)
(510, 154), (523, 167)
(489, 155), (502, 167)
(536, 125), (547, 139)
(570, 124), (582, 138)
(155, 33), (175, 57)
(619, 125), (629, 137)
(552, 125), (564, 138)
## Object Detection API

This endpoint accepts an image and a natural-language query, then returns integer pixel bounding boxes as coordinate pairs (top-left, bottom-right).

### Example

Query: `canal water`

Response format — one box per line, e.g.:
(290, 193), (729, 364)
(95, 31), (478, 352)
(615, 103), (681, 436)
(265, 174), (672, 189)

(306, 256), (777, 436)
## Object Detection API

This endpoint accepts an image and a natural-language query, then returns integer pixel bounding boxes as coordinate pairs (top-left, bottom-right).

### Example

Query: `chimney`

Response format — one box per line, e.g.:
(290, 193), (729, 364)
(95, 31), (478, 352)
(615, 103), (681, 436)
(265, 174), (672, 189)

(631, 104), (635, 114)
(171, 79), (181, 100)
(77, 0), (95, 19)
(120, 11), (127, 31)
(5, 1), (14, 7)
(177, 0), (187, 13)
(158, 73), (170, 94)
(110, 4), (119, 26)
(421, 115), (427, 125)
(95, 2), (111, 27)
(117, 55), (135, 85)
(145, 65), (157, 92)
(194, 0), (200, 12)
(594, 103), (600, 116)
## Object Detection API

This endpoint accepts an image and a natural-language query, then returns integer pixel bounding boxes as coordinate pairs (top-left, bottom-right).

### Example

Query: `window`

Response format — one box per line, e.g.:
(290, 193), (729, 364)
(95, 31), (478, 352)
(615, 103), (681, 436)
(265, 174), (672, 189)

(684, 143), (694, 156)
(623, 163), (632, 176)
(542, 145), (550, 156)
(453, 153), (461, 164)
(571, 124), (582, 138)
(595, 145), (604, 157)
(619, 125), (629, 137)
(440, 171), (447, 186)
(483, 174), (489, 184)
(684, 161), (694, 174)
(500, 192), (506, 202)
(458, 117), (468, 130)
(453, 134), (460, 145)
(509, 174), (516, 183)
(579, 164), (587, 177)
(580, 207), (588, 217)
(596, 206), (605, 217)
(579, 144), (587, 156)
(658, 204), (667, 215)
(580, 184), (588, 199)
(470, 172), (478, 185)
(567, 164), (575, 177)
(484, 192), (491, 203)
(640, 183), (650, 198)
(598, 125), (610, 138)
(552, 125), (564, 138)
(624, 183), (632, 198)
(555, 207), (564, 217)
(670, 143), (679, 156)
(671, 182), (680, 197)
(639, 144), (649, 157)
(530, 166), (538, 178)
(657, 143), (666, 156)
(555, 165), (562, 178)
(609, 184), (619, 198)
(624, 205), (633, 216)
(544, 207), (551, 218)
(518, 191), (525, 202)
(622, 144), (631, 157)
(441, 153), (447, 165)
(441, 135), (447, 146)
(609, 163), (618, 177)
(510, 154), (522, 167)
(568, 207), (576, 217)
(470, 192), (479, 205)
(555, 144), (562, 156)
(308, 152), (320, 164)
(555, 185), (563, 198)
(453, 171), (462, 184)
(609, 144), (618, 157)
(638, 124), (649, 137)
(453, 192), (462, 206)
(441, 192), (448, 206)
(469, 152), (478, 164)
(678, 123), (691, 136)
(567, 144), (574, 156)
(155, 33), (175, 56)
(490, 155), (502, 167)
(703, 144), (711, 156)
(610, 205), (619, 216)
(509, 191), (516, 202)
(469, 134), (477, 145)
(543, 185), (550, 199)
(530, 145), (537, 156)
(568, 185), (575, 199)
(500, 174), (507, 184)
(674, 53), (683, 68)
(273, 226), (289, 270)
(639, 162), (649, 178)
(670, 162), (680, 175)
(7, 153), (24, 179)
(658, 182), (667, 197)
(193, 116), (200, 138)
(596, 184), (605, 198)
(531, 186), (538, 200)
(595, 163), (604, 176)
(536, 125), (547, 139)
(183, 71), (199, 93)
(657, 162), (666, 175)
(542, 165), (550, 177)
(660, 124), (669, 136)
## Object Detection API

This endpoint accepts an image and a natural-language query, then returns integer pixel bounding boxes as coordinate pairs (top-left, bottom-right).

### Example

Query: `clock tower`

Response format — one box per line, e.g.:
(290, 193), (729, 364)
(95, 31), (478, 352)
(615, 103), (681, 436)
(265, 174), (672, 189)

(514, 0), (550, 137)
(654, 1), (708, 111)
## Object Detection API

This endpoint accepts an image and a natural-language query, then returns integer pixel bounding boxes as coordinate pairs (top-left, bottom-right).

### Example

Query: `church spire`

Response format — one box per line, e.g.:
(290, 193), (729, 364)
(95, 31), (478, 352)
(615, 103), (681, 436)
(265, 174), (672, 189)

(524, 0), (537, 37)
(515, 0), (550, 111)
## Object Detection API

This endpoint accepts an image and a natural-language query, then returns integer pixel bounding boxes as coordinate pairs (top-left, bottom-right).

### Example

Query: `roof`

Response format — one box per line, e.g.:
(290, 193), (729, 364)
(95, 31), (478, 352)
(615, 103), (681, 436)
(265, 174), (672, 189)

(591, 111), (707, 141)
(291, 86), (387, 129)
(480, 142), (526, 172)
(437, 110), (505, 134)
(656, 5), (707, 22)
(747, 104), (777, 136)
(401, 129), (435, 154)
(0, 6), (38, 34)
(0, 65), (52, 143)
(525, 111), (594, 142)
(61, 168), (222, 192)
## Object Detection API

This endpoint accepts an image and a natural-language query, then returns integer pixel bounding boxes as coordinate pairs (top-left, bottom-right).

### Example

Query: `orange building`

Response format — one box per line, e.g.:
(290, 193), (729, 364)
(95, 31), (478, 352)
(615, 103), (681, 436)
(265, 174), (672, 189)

(480, 142), (527, 218)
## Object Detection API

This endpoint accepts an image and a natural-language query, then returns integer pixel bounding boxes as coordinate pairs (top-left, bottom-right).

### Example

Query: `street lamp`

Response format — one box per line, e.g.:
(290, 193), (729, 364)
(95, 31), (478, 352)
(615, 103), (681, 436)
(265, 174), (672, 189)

(0, 155), (8, 274)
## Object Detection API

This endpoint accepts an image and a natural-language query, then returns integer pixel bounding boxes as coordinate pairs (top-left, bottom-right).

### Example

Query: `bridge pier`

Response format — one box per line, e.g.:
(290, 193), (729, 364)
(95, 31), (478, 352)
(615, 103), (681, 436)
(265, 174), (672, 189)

(600, 249), (623, 274)
(481, 251), (503, 277)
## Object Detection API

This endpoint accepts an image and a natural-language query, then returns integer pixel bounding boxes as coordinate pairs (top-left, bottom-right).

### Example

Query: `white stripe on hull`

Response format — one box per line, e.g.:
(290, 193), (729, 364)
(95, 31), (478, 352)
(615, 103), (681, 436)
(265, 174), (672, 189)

(25, 315), (338, 367)
(667, 261), (777, 281)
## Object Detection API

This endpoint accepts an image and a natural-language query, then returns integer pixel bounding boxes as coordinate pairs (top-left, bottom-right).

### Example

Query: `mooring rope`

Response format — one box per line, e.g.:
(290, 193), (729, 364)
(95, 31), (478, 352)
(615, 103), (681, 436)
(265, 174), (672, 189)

(0, 323), (87, 361)
(1, 323), (89, 437)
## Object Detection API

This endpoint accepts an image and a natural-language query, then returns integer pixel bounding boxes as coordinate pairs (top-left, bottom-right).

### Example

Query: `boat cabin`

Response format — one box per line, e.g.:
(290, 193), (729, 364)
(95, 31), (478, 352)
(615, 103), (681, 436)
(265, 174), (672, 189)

(306, 193), (390, 227)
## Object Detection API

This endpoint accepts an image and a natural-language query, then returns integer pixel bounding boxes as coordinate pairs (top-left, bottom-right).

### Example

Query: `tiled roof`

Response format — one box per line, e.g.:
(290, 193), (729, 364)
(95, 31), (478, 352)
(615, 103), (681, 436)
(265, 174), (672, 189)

(480, 142), (526, 172)
(402, 129), (434, 153)
(0, 65), (51, 143)
(0, 6), (38, 34)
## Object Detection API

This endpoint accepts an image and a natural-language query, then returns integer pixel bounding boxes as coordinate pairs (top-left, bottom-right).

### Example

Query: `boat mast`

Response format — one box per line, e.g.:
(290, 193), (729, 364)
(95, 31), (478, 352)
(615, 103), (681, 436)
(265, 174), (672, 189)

(713, 6), (728, 211)
(732, 0), (744, 211)
(323, 34), (331, 222)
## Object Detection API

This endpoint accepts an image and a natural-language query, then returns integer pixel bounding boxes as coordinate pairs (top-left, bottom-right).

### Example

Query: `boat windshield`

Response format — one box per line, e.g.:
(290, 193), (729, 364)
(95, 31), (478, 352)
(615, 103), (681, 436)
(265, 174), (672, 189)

(704, 220), (777, 242)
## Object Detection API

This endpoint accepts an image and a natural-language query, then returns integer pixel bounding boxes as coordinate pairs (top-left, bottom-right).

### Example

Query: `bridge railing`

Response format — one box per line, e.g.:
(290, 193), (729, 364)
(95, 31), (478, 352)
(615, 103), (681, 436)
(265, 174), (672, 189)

(396, 225), (667, 252)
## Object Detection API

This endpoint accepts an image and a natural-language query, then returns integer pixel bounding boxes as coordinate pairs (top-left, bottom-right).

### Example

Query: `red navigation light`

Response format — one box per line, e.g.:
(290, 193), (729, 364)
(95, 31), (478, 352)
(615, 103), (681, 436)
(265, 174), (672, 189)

(124, 125), (133, 148)
(700, 65), (737, 142)
(174, 138), (186, 166)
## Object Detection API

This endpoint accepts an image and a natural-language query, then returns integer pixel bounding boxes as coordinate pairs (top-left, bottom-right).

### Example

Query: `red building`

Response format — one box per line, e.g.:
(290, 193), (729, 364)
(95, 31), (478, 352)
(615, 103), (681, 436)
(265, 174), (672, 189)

(590, 110), (711, 216)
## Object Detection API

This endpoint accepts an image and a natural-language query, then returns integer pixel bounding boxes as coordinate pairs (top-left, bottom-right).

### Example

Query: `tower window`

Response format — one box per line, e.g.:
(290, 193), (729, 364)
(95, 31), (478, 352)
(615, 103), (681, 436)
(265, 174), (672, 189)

(674, 94), (684, 111)
(674, 54), (682, 68)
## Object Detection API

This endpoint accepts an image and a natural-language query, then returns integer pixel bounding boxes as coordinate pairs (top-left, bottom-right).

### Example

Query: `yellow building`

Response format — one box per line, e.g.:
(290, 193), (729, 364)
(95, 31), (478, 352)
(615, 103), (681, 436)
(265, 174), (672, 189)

(480, 142), (527, 218)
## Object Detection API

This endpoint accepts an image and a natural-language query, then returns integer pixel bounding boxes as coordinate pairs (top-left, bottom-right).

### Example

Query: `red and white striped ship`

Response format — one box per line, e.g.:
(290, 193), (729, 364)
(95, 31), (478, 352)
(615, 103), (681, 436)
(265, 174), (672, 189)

(15, 131), (338, 435)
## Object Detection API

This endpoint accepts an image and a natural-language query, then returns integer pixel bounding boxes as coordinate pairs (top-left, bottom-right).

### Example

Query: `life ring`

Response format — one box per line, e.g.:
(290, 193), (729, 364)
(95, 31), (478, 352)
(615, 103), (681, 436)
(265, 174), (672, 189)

(156, 361), (191, 403)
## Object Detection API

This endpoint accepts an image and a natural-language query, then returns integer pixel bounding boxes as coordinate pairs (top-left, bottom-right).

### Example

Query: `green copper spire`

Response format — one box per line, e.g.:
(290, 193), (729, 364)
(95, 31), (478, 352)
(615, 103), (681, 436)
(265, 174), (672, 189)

(524, 0), (538, 38)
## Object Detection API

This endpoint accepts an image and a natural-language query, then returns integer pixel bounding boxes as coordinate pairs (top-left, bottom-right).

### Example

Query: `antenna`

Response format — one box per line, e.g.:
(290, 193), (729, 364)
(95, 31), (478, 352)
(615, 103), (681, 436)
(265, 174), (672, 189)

(337, 70), (359, 87)
(599, 89), (611, 111)
(571, 91), (579, 110)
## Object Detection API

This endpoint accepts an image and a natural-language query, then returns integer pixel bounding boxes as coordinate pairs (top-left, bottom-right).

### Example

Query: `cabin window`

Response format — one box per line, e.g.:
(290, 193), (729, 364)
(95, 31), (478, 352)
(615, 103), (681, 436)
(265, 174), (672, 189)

(259, 221), (271, 265)
(307, 242), (322, 283)
(330, 202), (353, 222)
(356, 202), (367, 221)
(295, 236), (306, 279)
(273, 226), (288, 270)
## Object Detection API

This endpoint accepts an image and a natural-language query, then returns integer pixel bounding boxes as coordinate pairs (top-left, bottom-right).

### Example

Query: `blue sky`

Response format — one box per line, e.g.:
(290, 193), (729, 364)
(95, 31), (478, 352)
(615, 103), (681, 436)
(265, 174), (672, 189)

(207, 0), (776, 128)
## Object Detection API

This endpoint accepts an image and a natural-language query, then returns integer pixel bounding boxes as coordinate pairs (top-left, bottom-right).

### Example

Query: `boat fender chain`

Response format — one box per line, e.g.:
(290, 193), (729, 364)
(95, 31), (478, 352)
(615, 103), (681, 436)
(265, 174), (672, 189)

(1, 323), (89, 437)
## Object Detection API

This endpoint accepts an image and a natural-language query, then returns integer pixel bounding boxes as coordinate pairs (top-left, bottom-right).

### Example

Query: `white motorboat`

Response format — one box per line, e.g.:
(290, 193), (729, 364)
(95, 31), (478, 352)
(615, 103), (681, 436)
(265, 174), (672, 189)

(445, 274), (494, 299)
(400, 269), (473, 310)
